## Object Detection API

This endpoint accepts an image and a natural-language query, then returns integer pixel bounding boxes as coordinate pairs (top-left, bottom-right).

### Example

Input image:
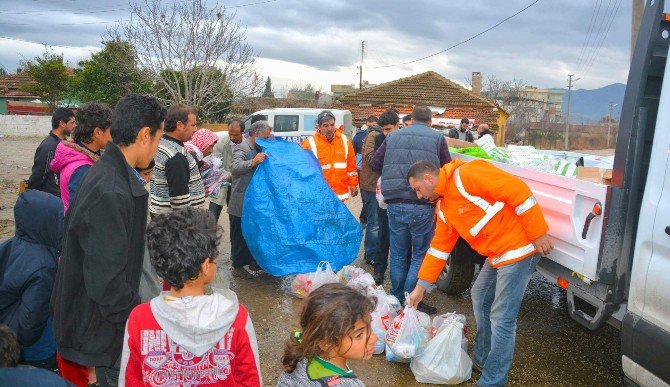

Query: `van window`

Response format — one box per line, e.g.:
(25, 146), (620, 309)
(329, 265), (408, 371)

(242, 116), (252, 132)
(274, 115), (299, 132)
(304, 114), (318, 133)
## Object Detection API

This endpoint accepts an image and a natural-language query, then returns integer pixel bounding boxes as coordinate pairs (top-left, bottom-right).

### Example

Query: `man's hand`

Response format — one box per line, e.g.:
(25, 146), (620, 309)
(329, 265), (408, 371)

(251, 152), (267, 167)
(407, 285), (426, 308)
(350, 186), (358, 197)
(532, 234), (554, 256)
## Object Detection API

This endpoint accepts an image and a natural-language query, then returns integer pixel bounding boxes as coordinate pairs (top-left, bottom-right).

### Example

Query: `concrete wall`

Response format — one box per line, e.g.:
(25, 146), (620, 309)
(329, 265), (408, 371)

(0, 115), (51, 137)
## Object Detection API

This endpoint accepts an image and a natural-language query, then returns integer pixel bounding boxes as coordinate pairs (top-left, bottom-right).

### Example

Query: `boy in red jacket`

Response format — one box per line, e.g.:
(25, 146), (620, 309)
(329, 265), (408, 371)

(119, 207), (262, 386)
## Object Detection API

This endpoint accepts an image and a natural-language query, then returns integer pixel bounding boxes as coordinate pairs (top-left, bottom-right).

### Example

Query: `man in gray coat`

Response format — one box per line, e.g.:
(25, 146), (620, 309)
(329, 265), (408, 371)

(227, 120), (271, 279)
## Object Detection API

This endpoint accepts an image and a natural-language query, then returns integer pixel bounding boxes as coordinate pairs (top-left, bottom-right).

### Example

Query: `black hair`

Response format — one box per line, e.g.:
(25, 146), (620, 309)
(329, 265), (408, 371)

(146, 207), (221, 290)
(73, 101), (112, 144)
(250, 114), (267, 125)
(317, 110), (336, 125)
(227, 119), (245, 132)
(402, 114), (412, 123)
(111, 93), (166, 147)
(378, 109), (399, 127)
(51, 107), (74, 129)
(0, 324), (21, 367)
(461, 117), (470, 124)
(366, 116), (378, 123)
(411, 106), (432, 124)
(165, 104), (197, 133)
(407, 160), (439, 181)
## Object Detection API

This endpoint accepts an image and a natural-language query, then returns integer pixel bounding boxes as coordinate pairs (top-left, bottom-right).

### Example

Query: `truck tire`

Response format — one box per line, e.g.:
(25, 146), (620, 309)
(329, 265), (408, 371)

(436, 238), (484, 295)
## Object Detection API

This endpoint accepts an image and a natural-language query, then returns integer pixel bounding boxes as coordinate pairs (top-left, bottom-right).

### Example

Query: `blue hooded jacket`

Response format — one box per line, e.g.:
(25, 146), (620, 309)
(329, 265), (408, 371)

(0, 190), (63, 361)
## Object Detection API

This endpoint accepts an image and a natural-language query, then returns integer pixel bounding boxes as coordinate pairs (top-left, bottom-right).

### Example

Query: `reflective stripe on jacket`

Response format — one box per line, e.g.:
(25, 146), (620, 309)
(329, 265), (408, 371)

(301, 130), (358, 200)
(418, 159), (549, 284)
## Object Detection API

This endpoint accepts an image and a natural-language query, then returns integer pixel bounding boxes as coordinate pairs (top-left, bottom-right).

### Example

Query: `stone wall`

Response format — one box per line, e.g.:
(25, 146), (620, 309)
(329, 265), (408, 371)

(0, 115), (51, 137)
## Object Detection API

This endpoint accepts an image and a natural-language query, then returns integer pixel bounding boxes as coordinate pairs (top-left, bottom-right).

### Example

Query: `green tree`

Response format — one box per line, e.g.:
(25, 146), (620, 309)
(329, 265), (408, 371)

(0, 67), (7, 77)
(262, 77), (274, 98)
(74, 39), (152, 106)
(20, 50), (69, 112)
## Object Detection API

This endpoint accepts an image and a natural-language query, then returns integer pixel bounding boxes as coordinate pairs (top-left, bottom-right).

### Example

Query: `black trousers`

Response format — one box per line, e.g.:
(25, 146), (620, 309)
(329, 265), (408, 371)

(374, 207), (389, 276)
(229, 214), (253, 268)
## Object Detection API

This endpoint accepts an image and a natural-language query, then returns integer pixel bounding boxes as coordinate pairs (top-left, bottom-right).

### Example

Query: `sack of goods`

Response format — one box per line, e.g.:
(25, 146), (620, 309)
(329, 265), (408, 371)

(284, 261), (339, 298)
(337, 265), (367, 283)
(410, 314), (472, 385)
(369, 287), (401, 355)
(385, 298), (427, 363)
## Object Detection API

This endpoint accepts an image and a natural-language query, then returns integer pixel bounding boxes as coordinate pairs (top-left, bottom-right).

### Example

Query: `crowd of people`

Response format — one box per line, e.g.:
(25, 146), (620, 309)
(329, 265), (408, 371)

(0, 96), (553, 386)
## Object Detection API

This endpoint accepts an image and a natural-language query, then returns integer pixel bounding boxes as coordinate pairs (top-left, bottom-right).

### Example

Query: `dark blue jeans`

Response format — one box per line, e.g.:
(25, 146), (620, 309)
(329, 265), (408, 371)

(361, 189), (379, 261)
(387, 202), (435, 304)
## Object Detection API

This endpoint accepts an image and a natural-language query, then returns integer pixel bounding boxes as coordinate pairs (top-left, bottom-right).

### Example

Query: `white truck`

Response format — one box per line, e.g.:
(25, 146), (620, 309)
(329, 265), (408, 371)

(437, 2), (670, 385)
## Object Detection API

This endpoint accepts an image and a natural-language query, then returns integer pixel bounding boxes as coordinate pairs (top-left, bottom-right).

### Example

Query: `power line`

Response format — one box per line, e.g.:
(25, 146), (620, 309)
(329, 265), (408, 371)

(574, 0), (603, 72)
(576, 0), (616, 74)
(369, 0), (542, 69)
(579, 0), (623, 75)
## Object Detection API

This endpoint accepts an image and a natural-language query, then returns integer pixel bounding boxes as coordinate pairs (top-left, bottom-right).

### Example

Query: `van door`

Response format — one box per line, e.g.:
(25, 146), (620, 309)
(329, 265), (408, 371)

(622, 38), (670, 386)
(273, 114), (301, 143)
(302, 113), (318, 142)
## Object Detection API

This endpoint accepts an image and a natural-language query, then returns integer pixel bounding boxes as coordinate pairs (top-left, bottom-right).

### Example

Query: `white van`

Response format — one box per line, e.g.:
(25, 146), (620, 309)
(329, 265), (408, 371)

(243, 108), (353, 144)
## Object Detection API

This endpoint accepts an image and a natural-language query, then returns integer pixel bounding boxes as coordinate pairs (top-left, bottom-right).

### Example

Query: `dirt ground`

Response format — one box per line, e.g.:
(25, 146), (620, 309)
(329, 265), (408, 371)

(0, 136), (623, 386)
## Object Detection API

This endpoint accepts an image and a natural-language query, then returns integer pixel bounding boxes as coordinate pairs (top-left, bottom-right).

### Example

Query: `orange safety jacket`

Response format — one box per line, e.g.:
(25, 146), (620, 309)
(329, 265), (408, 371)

(301, 130), (358, 200)
(417, 159), (549, 285)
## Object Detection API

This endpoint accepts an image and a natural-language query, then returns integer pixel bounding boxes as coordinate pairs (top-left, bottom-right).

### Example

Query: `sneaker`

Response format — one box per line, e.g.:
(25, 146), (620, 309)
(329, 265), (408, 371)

(363, 254), (374, 265)
(248, 262), (264, 273)
(417, 301), (438, 315)
(232, 266), (256, 279)
(373, 272), (384, 286)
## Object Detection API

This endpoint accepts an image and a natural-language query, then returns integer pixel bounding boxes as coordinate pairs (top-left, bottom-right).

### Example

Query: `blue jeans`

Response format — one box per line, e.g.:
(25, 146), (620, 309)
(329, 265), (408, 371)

(471, 253), (540, 387)
(361, 189), (379, 261)
(387, 202), (435, 304)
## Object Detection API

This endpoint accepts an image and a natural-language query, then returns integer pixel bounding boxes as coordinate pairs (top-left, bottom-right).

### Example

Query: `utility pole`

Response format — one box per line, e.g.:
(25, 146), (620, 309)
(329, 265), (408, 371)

(358, 41), (365, 90)
(607, 102), (618, 148)
(564, 74), (579, 150)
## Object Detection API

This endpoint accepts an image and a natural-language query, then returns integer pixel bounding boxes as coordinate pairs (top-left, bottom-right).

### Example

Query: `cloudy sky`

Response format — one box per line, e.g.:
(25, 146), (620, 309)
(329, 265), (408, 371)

(0, 0), (634, 93)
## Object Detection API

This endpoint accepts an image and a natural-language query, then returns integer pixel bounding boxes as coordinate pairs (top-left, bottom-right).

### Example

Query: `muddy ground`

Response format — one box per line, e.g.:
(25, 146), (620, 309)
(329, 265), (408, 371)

(0, 136), (622, 386)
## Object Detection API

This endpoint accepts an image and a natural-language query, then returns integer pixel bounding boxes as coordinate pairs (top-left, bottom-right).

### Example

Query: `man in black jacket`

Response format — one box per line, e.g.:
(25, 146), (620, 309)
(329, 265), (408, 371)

(27, 107), (75, 196)
(447, 117), (475, 143)
(50, 94), (165, 387)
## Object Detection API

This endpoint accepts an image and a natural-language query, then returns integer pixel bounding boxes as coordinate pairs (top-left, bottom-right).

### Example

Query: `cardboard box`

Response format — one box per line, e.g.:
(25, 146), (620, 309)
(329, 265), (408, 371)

(446, 137), (477, 149)
(577, 167), (613, 185)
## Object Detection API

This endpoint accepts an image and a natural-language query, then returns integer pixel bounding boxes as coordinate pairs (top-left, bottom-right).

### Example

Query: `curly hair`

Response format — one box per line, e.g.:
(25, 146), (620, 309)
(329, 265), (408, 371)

(0, 324), (21, 367)
(281, 283), (376, 373)
(111, 93), (166, 146)
(146, 207), (221, 290)
(73, 101), (112, 144)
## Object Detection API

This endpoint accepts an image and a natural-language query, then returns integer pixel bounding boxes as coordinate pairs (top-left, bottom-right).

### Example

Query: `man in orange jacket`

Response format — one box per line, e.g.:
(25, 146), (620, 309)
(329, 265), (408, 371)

(301, 110), (358, 201)
(407, 159), (553, 387)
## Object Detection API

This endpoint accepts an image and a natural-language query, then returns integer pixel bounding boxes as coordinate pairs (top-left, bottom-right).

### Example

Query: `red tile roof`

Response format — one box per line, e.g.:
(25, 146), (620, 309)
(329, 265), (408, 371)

(335, 71), (506, 129)
(0, 73), (37, 98)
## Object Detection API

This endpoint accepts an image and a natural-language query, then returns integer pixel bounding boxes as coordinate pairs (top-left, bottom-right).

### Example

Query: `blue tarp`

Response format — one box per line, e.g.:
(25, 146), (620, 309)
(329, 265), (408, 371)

(241, 138), (362, 276)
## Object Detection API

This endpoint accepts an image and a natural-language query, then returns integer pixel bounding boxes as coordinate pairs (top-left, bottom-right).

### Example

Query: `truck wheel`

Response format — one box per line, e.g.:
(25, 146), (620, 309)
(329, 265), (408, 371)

(436, 238), (482, 295)
(436, 259), (476, 294)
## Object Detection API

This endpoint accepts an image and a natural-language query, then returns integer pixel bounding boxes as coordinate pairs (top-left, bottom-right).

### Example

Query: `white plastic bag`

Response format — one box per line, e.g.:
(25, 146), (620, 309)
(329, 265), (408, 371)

(376, 177), (387, 209)
(310, 261), (339, 293)
(410, 321), (472, 384)
(347, 272), (377, 296)
(337, 265), (367, 283)
(431, 312), (467, 339)
(386, 299), (427, 361)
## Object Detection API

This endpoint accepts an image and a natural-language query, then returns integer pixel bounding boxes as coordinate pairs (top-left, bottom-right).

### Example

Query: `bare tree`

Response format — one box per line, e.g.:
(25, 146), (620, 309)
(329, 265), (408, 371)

(112, 0), (260, 118)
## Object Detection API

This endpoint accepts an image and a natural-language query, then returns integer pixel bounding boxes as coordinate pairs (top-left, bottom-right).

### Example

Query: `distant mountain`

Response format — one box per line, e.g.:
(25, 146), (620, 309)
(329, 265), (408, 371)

(551, 83), (626, 124)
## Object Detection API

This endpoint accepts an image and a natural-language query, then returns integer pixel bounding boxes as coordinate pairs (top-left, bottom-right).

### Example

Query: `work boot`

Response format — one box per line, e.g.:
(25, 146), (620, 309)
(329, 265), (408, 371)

(373, 272), (384, 286)
(232, 266), (256, 279)
(417, 301), (438, 315)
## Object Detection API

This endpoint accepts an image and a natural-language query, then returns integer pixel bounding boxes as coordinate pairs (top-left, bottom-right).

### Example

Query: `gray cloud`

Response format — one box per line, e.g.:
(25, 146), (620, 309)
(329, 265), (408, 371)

(0, 0), (632, 89)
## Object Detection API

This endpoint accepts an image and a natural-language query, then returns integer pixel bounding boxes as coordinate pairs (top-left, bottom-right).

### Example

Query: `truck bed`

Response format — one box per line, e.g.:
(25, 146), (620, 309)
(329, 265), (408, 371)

(452, 153), (610, 283)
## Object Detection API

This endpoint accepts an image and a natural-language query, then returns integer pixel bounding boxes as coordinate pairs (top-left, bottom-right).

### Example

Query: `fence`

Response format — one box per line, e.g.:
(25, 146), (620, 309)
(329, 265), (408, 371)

(0, 115), (52, 137)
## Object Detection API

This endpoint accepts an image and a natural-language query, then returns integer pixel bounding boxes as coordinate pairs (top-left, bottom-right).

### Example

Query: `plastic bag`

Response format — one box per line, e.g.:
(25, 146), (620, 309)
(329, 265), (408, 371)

(347, 272), (377, 296)
(386, 300), (427, 361)
(416, 311), (432, 340)
(376, 177), (387, 209)
(242, 139), (362, 276)
(310, 261), (339, 292)
(410, 321), (472, 384)
(371, 320), (386, 355)
(431, 312), (467, 339)
(282, 273), (314, 299)
(386, 294), (402, 316)
(337, 265), (367, 283)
